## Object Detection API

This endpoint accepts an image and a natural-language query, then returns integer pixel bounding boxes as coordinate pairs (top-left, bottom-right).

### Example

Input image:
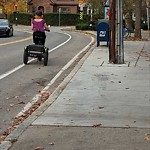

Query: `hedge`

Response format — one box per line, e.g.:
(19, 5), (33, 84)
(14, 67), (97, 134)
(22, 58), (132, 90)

(7, 12), (89, 26)
(7, 12), (102, 27)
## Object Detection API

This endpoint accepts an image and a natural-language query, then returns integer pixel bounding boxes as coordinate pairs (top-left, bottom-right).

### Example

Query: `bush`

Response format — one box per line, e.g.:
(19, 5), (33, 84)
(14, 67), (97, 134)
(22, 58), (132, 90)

(44, 13), (81, 26)
(7, 13), (89, 26)
(6, 12), (102, 28)
(76, 23), (89, 30)
(7, 12), (33, 25)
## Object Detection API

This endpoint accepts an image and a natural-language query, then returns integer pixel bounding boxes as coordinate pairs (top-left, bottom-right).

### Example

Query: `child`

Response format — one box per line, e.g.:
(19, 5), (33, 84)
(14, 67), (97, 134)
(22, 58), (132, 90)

(31, 10), (50, 45)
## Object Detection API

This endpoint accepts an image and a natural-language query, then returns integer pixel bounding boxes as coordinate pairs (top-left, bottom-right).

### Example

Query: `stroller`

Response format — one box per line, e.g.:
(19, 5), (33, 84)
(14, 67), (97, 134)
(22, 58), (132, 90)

(23, 30), (49, 66)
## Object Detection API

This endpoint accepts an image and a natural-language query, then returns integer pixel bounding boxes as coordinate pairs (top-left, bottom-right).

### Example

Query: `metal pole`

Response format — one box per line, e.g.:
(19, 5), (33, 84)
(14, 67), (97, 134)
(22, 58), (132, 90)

(120, 0), (124, 63)
(90, 9), (93, 21)
(116, 0), (124, 64)
(146, 7), (150, 30)
(59, 8), (61, 26)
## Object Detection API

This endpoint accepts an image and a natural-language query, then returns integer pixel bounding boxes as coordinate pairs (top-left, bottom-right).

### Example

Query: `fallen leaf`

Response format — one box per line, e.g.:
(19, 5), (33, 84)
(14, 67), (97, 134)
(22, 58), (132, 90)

(144, 137), (150, 141)
(92, 124), (102, 127)
(10, 138), (18, 143)
(10, 104), (14, 107)
(18, 101), (25, 104)
(34, 147), (44, 150)
(98, 106), (104, 109)
(0, 135), (6, 142)
(49, 142), (54, 145)
(15, 96), (19, 99)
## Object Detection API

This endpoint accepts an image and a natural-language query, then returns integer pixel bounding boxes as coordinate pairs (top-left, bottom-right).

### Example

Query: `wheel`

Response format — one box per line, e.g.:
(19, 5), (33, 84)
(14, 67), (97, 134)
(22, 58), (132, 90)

(123, 28), (129, 38)
(7, 29), (13, 37)
(43, 52), (48, 66)
(23, 50), (28, 64)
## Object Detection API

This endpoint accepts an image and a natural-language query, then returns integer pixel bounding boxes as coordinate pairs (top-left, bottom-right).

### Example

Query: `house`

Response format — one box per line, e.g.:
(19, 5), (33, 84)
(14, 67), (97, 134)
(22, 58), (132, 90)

(27, 0), (81, 14)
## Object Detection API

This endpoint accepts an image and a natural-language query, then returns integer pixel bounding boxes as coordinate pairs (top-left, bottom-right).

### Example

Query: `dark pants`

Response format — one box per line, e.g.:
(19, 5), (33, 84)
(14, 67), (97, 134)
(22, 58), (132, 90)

(33, 31), (46, 45)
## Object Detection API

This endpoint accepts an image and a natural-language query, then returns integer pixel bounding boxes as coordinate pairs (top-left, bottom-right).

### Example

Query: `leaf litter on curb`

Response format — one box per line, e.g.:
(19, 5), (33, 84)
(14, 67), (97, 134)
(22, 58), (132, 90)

(92, 123), (102, 127)
(0, 90), (51, 144)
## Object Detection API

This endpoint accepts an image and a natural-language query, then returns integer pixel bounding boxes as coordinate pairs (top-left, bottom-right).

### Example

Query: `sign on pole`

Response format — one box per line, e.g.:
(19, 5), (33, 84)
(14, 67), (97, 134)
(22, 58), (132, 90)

(104, 6), (110, 20)
(78, 0), (85, 20)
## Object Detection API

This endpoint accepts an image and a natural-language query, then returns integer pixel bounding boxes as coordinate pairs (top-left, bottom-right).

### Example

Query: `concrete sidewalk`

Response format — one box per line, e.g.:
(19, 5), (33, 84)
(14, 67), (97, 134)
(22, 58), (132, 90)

(1, 29), (150, 150)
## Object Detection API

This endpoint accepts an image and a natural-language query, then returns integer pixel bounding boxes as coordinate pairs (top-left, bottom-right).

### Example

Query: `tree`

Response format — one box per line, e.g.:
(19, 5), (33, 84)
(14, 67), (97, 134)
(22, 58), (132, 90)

(0, 0), (27, 14)
(123, 0), (135, 32)
(134, 0), (142, 38)
(87, 0), (105, 14)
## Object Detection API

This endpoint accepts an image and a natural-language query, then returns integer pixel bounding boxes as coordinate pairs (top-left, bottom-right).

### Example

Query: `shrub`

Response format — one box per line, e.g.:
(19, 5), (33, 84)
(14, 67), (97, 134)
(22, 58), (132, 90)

(6, 12), (102, 28)
(7, 12), (33, 25)
(76, 23), (89, 30)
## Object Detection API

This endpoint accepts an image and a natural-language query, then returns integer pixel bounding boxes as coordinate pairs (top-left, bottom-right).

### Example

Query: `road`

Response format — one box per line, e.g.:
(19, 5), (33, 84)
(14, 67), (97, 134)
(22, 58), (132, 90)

(0, 27), (95, 140)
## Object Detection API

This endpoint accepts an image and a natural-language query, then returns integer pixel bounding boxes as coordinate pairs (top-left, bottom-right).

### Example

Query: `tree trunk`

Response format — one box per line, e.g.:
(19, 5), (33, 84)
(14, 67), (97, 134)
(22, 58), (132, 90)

(125, 11), (134, 32)
(134, 0), (142, 38)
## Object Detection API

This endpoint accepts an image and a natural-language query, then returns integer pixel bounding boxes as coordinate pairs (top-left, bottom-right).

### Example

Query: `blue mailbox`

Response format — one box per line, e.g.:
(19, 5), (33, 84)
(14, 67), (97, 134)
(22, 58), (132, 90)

(97, 19), (109, 46)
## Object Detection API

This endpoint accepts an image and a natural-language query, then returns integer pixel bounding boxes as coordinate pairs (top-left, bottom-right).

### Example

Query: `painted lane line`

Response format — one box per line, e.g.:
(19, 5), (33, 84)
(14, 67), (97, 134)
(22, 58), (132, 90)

(0, 37), (32, 46)
(49, 33), (71, 53)
(0, 33), (71, 81)
(16, 36), (95, 118)
(0, 64), (25, 80)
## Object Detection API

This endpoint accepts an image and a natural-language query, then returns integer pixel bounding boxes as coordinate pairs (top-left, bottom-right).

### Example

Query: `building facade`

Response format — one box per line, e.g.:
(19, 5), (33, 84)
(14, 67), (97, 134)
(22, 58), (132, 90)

(27, 0), (80, 14)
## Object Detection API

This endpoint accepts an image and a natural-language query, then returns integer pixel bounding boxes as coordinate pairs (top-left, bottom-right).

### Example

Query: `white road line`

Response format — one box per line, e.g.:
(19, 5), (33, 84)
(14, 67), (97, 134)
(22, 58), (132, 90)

(0, 33), (71, 80)
(16, 36), (95, 118)
(49, 33), (71, 53)
(0, 64), (25, 80)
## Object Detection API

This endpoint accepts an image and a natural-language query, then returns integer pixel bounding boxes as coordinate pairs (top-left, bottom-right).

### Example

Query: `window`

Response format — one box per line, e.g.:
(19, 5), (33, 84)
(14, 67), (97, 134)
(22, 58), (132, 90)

(46, 7), (50, 13)
(58, 7), (71, 13)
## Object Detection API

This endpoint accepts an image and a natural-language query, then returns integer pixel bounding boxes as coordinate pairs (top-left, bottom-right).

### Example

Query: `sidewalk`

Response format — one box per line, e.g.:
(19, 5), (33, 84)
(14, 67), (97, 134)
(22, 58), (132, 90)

(1, 29), (150, 150)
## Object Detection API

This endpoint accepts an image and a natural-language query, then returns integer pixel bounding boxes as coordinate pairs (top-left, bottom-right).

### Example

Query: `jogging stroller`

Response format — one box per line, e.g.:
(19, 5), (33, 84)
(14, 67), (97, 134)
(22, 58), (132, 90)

(23, 30), (49, 66)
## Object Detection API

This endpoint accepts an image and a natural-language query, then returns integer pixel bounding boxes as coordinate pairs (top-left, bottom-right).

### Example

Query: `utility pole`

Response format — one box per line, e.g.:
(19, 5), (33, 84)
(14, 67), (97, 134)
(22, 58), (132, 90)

(146, 1), (150, 30)
(109, 0), (116, 63)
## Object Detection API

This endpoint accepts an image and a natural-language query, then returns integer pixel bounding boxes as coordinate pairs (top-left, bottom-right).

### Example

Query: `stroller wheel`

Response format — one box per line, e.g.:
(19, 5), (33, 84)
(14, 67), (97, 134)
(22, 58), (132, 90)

(23, 50), (28, 64)
(43, 52), (48, 66)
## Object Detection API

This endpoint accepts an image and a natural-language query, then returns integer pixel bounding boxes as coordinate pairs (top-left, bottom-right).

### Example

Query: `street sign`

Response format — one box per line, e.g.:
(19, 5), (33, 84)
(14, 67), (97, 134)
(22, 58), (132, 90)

(80, 11), (83, 20)
(0, 6), (3, 14)
(104, 6), (110, 20)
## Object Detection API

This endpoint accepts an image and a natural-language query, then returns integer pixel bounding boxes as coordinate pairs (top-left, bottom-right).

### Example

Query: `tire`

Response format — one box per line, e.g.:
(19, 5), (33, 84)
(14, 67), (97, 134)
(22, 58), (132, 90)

(7, 29), (13, 37)
(23, 50), (28, 64)
(43, 52), (48, 66)
(123, 28), (129, 38)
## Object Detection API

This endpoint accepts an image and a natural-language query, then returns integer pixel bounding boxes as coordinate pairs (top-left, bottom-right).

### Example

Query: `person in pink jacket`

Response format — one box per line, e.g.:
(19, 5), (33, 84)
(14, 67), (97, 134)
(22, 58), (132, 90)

(31, 10), (49, 45)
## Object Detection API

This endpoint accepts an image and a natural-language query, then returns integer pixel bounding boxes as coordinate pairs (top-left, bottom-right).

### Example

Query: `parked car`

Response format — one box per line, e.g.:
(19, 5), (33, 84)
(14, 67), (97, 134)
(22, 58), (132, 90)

(0, 19), (13, 37)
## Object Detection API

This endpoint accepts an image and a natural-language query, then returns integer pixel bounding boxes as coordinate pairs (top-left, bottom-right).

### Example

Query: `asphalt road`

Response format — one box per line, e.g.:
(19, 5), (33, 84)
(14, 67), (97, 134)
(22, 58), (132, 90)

(0, 27), (94, 139)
